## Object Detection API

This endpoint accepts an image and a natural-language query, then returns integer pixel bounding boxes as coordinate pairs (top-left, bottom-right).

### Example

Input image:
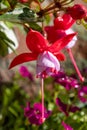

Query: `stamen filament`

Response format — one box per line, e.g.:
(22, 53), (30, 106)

(67, 48), (84, 82)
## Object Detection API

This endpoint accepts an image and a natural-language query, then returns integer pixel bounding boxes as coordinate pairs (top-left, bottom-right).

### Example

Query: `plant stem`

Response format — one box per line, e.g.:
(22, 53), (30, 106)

(67, 48), (84, 82)
(41, 78), (44, 122)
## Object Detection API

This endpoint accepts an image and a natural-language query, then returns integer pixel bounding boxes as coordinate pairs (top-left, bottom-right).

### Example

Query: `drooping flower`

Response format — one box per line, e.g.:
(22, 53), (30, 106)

(66, 4), (87, 20)
(19, 65), (33, 81)
(53, 72), (79, 90)
(56, 98), (80, 116)
(45, 13), (84, 82)
(62, 121), (73, 130)
(24, 102), (51, 125)
(45, 14), (76, 48)
(9, 29), (75, 78)
(78, 86), (87, 103)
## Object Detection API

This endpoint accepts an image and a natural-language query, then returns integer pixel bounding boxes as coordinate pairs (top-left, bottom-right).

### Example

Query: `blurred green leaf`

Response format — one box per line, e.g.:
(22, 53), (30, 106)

(0, 30), (16, 56)
(29, 22), (42, 31)
(81, 19), (87, 29)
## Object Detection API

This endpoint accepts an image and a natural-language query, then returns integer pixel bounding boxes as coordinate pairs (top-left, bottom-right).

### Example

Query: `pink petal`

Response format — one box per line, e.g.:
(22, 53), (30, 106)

(48, 33), (76, 53)
(36, 51), (60, 78)
(9, 53), (38, 69)
(26, 29), (48, 53)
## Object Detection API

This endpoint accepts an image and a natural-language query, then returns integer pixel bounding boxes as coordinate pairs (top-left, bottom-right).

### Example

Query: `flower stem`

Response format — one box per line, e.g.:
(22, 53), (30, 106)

(41, 78), (45, 122)
(67, 48), (84, 82)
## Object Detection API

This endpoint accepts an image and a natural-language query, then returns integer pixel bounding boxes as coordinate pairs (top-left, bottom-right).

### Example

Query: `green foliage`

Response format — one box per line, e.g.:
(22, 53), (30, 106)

(0, 30), (15, 56)
(0, 81), (28, 130)
(0, 69), (87, 130)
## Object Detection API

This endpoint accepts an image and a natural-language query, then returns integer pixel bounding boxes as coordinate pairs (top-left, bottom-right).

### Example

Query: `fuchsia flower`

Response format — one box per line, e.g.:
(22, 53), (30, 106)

(9, 29), (75, 125)
(45, 13), (84, 82)
(45, 14), (76, 48)
(78, 86), (87, 103)
(66, 4), (87, 20)
(62, 121), (73, 130)
(24, 102), (51, 125)
(56, 98), (80, 116)
(19, 65), (33, 81)
(9, 29), (75, 78)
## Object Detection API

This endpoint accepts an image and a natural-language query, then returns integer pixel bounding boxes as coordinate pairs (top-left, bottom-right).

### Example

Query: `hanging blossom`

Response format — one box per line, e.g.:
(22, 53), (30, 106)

(9, 29), (75, 78)
(56, 98), (80, 116)
(45, 13), (84, 82)
(62, 121), (73, 130)
(9, 29), (75, 125)
(24, 102), (51, 125)
(19, 65), (34, 81)
(66, 4), (87, 20)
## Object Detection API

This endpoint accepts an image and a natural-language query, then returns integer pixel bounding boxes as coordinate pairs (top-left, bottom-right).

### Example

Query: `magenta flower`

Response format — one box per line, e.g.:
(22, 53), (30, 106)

(56, 98), (80, 116)
(54, 73), (79, 90)
(19, 65), (33, 81)
(9, 29), (75, 78)
(62, 121), (73, 130)
(24, 102), (51, 125)
(66, 4), (87, 20)
(78, 86), (87, 103)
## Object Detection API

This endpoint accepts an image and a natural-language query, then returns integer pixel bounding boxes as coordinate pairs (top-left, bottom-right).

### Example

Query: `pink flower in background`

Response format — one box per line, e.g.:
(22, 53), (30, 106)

(56, 98), (80, 116)
(54, 73), (79, 90)
(62, 121), (73, 130)
(19, 66), (33, 81)
(9, 29), (75, 78)
(78, 86), (87, 103)
(24, 102), (51, 125)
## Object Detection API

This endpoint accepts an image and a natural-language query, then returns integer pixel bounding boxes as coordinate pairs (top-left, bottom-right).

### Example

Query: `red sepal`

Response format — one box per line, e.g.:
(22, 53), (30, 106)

(48, 33), (76, 53)
(26, 30), (48, 53)
(55, 52), (66, 61)
(9, 53), (38, 69)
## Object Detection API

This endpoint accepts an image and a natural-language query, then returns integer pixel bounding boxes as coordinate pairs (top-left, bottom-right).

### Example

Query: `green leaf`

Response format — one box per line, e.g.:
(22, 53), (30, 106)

(29, 22), (42, 32)
(18, 7), (39, 23)
(0, 31), (15, 45)
(0, 39), (8, 56)
(8, 106), (18, 117)
(0, 13), (21, 23)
